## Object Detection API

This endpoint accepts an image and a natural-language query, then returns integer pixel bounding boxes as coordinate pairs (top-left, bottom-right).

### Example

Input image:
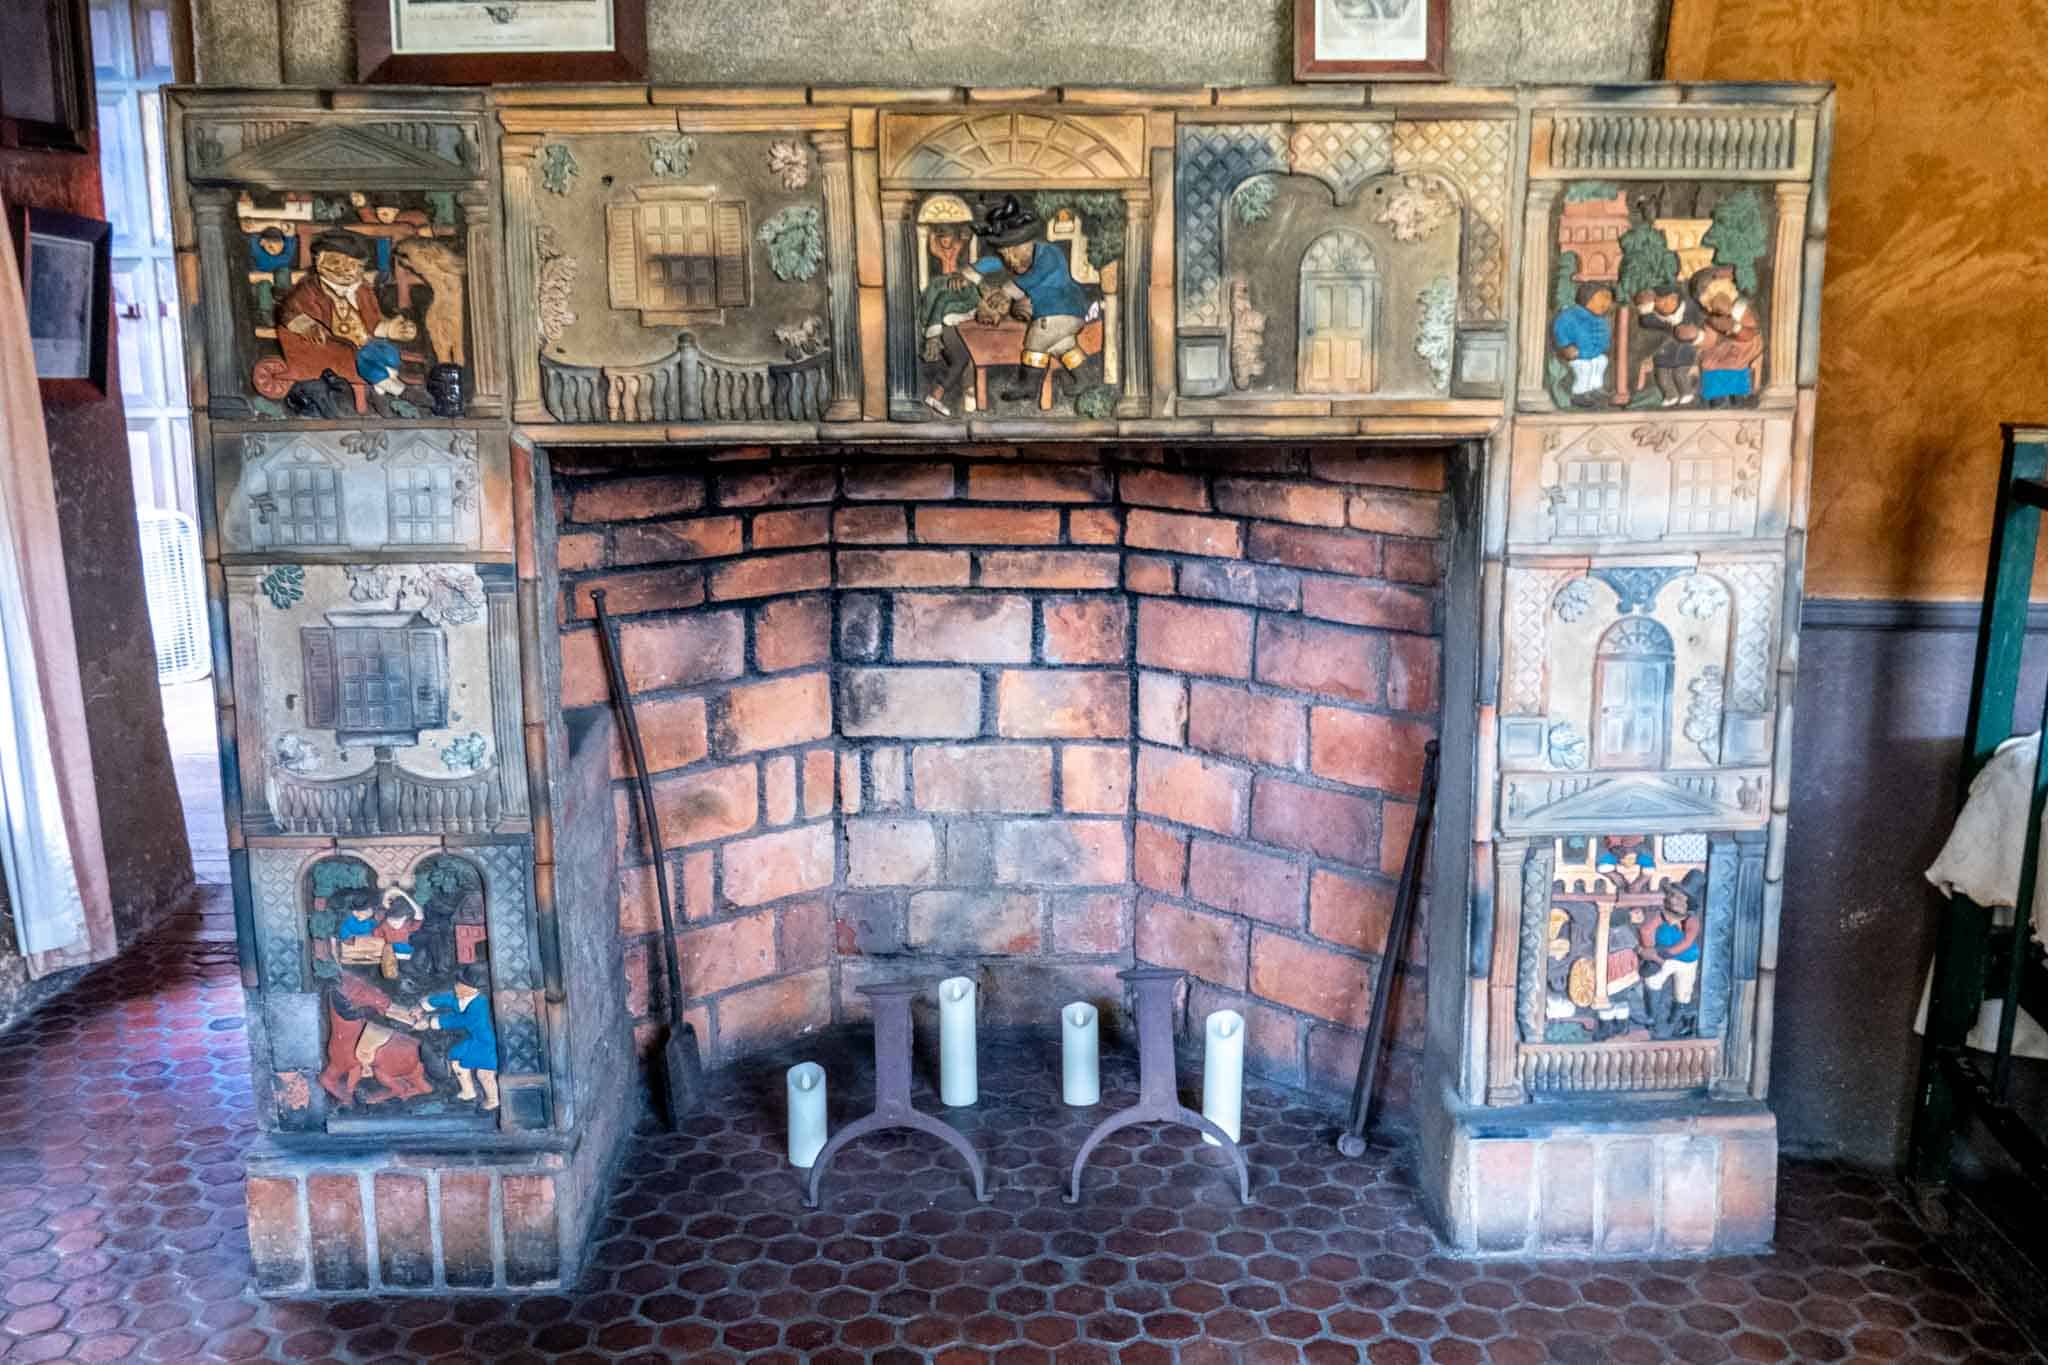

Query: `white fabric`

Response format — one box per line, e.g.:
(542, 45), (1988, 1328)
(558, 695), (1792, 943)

(1926, 731), (2048, 943)
(0, 193), (112, 968)
(1919, 731), (2048, 1058)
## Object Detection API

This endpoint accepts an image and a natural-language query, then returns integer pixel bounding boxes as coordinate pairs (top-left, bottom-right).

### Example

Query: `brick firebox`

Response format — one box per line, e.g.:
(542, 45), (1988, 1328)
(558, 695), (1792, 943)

(550, 443), (1454, 1108)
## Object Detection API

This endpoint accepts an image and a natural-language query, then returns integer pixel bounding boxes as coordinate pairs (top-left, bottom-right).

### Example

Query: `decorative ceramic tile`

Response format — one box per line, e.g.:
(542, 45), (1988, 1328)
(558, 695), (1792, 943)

(523, 128), (855, 424)
(224, 561), (522, 837)
(1508, 416), (1794, 548)
(1541, 180), (1777, 414)
(215, 428), (510, 556)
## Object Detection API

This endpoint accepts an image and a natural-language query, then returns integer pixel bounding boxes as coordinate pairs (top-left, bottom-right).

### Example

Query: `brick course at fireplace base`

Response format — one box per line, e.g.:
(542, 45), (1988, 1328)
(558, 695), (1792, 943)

(555, 444), (1445, 1103)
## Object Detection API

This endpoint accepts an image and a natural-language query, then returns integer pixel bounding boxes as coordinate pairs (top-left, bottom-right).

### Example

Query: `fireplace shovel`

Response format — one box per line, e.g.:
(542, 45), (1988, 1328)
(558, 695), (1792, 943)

(1337, 738), (1440, 1159)
(593, 591), (704, 1130)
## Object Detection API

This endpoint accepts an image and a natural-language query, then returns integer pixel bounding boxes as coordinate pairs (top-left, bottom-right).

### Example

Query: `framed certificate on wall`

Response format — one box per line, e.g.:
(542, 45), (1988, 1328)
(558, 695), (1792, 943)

(1295, 0), (1449, 81)
(356, 0), (648, 84)
(16, 207), (111, 402)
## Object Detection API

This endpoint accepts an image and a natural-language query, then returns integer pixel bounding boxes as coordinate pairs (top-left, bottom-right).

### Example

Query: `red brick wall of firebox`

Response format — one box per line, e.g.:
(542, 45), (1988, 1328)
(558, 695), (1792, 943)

(553, 444), (1444, 1108)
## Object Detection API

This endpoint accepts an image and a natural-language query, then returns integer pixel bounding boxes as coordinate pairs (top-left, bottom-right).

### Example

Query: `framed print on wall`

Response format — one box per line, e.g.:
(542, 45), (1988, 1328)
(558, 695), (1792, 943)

(355, 0), (649, 84)
(16, 208), (111, 402)
(0, 0), (93, 152)
(1295, 0), (1448, 81)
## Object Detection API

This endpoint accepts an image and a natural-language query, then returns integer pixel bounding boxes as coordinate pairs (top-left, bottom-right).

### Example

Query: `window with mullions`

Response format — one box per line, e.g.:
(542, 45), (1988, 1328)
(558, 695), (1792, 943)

(1554, 456), (1625, 538)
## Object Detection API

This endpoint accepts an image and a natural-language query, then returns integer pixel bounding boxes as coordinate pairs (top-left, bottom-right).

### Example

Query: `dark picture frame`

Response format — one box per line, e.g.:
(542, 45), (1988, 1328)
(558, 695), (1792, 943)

(0, 0), (94, 153)
(1295, 0), (1449, 82)
(16, 208), (112, 402)
(355, 0), (648, 84)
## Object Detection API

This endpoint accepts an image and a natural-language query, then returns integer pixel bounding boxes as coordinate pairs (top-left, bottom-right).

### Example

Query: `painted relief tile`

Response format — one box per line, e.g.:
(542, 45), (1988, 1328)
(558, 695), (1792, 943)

(1507, 827), (1768, 1096)
(215, 429), (511, 558)
(1543, 181), (1774, 414)
(1506, 416), (1793, 548)
(1173, 117), (1512, 402)
(1526, 833), (1709, 1046)
(234, 188), (476, 420)
(303, 848), (508, 1125)
(1496, 558), (1778, 834)
(226, 562), (526, 837)
(879, 110), (1153, 422)
(530, 131), (846, 424)
(904, 189), (1129, 420)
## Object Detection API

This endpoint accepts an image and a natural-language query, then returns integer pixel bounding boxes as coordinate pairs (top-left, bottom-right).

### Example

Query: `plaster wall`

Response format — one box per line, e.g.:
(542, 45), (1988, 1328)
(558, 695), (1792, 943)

(1668, 0), (2048, 600)
(192, 0), (1671, 89)
(0, 129), (194, 1032)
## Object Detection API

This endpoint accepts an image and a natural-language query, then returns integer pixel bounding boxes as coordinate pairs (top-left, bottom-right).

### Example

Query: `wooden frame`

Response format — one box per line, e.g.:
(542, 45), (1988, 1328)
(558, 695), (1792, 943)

(0, 0), (93, 152)
(1294, 0), (1448, 82)
(15, 207), (111, 402)
(354, 0), (647, 85)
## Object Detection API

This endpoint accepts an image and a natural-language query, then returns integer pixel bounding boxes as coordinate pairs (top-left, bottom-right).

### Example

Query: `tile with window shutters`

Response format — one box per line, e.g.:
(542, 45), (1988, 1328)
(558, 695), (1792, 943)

(530, 130), (844, 424)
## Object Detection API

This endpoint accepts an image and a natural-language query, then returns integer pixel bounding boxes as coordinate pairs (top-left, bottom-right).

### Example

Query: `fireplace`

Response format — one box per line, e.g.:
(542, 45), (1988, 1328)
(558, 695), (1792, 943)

(550, 442), (1454, 1100)
(167, 79), (1830, 1294)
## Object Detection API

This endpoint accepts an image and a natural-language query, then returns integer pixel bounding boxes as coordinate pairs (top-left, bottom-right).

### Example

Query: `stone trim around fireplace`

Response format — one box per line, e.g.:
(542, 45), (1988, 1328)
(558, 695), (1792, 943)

(167, 80), (1832, 1286)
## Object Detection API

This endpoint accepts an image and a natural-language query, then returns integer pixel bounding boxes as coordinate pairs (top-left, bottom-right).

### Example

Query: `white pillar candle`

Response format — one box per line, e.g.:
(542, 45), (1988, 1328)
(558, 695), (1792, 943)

(786, 1062), (827, 1168)
(1061, 1002), (1100, 1106)
(1201, 1010), (1245, 1146)
(938, 975), (978, 1107)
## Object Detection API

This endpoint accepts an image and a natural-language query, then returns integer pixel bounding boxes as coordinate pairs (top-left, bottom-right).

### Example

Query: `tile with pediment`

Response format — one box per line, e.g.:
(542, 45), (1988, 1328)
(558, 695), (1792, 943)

(174, 94), (502, 424)
(1497, 554), (1780, 834)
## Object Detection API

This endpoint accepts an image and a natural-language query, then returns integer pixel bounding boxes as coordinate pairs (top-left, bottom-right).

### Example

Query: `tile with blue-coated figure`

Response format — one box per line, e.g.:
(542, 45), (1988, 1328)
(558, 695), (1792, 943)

(308, 850), (501, 1121)
(1548, 181), (1772, 412)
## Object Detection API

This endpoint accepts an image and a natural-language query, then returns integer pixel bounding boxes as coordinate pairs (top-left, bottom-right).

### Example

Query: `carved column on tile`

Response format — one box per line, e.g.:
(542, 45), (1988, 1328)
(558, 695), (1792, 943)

(1763, 183), (1810, 406)
(458, 187), (505, 414)
(881, 190), (919, 420)
(192, 188), (251, 418)
(481, 565), (531, 824)
(222, 564), (270, 828)
(500, 146), (546, 424)
(810, 129), (862, 422)
(1515, 180), (1563, 410)
(1117, 188), (1153, 418)
(1719, 830), (1770, 1096)
(1487, 837), (1538, 1105)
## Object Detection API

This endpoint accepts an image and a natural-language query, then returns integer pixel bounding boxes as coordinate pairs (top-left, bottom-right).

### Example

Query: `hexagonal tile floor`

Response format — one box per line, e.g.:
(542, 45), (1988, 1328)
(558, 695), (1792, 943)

(0, 896), (2034, 1363)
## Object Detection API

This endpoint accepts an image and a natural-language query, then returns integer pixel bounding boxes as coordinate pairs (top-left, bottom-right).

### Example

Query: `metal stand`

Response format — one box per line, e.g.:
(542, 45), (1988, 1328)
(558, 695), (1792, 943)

(1338, 739), (1439, 1159)
(804, 980), (989, 1207)
(1066, 967), (1250, 1204)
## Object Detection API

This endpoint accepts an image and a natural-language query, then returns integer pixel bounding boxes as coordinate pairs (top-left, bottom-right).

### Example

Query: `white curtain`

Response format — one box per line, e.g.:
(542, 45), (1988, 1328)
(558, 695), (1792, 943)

(0, 193), (113, 972)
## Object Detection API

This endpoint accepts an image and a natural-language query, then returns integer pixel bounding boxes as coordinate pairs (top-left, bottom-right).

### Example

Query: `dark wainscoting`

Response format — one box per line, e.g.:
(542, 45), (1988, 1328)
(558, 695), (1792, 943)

(1776, 598), (2048, 1167)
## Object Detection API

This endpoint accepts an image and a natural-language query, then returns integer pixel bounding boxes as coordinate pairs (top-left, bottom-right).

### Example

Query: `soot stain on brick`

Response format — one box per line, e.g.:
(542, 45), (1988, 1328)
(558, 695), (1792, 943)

(839, 670), (886, 730)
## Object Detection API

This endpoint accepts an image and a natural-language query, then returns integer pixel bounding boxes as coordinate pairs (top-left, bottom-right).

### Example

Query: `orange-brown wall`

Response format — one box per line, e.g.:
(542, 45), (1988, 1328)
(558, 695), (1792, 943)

(1668, 0), (2048, 600)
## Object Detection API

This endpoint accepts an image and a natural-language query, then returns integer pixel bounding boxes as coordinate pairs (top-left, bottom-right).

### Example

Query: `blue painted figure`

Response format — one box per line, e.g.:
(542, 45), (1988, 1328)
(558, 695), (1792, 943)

(1641, 877), (1703, 1038)
(422, 965), (499, 1111)
(1552, 282), (1616, 407)
(970, 196), (1096, 402)
(332, 887), (381, 943)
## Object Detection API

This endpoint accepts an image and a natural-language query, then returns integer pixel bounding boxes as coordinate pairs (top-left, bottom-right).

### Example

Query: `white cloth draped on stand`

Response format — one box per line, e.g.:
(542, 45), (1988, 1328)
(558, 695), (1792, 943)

(0, 192), (113, 973)
(1920, 731), (2048, 1059)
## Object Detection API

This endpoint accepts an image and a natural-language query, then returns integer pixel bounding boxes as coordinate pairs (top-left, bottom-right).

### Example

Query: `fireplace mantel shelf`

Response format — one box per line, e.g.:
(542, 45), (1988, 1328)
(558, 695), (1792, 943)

(169, 78), (1830, 1290)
